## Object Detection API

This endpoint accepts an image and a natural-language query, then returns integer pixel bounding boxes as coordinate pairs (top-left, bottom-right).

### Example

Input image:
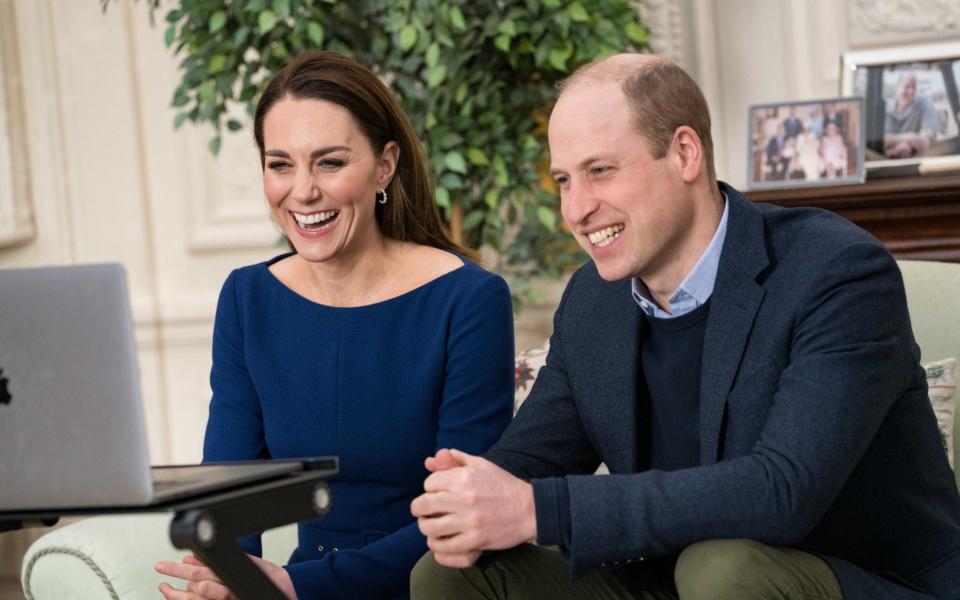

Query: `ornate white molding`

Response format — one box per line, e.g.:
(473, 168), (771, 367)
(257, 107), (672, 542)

(0, 1), (35, 248)
(855, 0), (960, 34)
(186, 120), (278, 252)
(638, 0), (687, 65)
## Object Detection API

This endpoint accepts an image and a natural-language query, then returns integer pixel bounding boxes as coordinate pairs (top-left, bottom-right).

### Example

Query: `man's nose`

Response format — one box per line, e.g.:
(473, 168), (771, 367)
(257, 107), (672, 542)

(561, 183), (598, 228)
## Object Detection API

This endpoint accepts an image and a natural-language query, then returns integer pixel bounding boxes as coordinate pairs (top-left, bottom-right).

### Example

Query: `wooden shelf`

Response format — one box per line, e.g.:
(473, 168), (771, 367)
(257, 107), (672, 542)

(745, 175), (960, 262)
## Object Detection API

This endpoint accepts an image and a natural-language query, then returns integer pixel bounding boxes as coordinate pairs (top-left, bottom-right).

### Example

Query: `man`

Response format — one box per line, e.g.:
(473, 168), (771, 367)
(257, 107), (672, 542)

(411, 54), (960, 599)
(781, 106), (803, 140)
(765, 123), (789, 180)
(884, 71), (938, 159)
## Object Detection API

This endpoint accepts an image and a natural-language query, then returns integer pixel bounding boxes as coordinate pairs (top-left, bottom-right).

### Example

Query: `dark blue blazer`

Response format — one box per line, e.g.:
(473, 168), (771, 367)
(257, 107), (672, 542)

(487, 184), (960, 599)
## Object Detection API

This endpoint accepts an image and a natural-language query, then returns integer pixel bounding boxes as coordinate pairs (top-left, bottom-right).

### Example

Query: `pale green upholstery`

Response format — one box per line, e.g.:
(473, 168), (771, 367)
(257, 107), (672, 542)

(898, 260), (960, 483)
(20, 515), (297, 599)
(20, 260), (960, 598)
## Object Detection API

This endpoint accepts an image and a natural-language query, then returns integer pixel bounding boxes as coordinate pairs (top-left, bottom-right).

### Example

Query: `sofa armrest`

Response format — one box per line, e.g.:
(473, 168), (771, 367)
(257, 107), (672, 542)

(21, 514), (298, 599)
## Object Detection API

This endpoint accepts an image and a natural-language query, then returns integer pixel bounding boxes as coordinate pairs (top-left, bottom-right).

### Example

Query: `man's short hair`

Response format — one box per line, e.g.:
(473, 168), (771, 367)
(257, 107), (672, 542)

(559, 55), (717, 184)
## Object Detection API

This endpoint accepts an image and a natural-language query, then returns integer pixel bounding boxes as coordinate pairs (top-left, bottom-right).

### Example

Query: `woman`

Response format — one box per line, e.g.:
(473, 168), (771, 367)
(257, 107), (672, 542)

(156, 50), (515, 599)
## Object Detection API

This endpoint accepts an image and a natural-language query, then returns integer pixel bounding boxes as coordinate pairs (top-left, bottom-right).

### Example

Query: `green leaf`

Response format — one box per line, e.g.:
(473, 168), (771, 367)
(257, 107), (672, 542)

(427, 64), (447, 88)
(233, 27), (250, 46)
(537, 206), (557, 229)
(245, 0), (266, 11)
(173, 111), (190, 129)
(494, 35), (510, 52)
(435, 186), (450, 208)
(493, 155), (508, 186)
(198, 80), (216, 104)
(399, 25), (417, 51)
(449, 6), (466, 30)
(462, 210), (485, 231)
(542, 0), (561, 7)
(209, 136), (222, 156)
(425, 42), (440, 68)
(444, 151), (468, 174)
(440, 172), (463, 189)
(209, 10), (227, 33)
(568, 1), (589, 22)
(549, 48), (568, 70)
(454, 83), (468, 104)
(273, 0), (290, 19)
(307, 22), (324, 46)
(208, 54), (226, 74)
(498, 20), (516, 37)
(165, 9), (182, 23)
(227, 119), (243, 131)
(626, 22), (648, 44)
(164, 24), (176, 47)
(467, 148), (489, 166)
(258, 10), (277, 34)
(484, 189), (499, 208)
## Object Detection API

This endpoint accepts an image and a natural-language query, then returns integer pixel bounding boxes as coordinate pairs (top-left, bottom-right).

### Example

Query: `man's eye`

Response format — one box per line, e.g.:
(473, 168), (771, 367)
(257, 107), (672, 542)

(554, 176), (569, 186)
(591, 166), (610, 175)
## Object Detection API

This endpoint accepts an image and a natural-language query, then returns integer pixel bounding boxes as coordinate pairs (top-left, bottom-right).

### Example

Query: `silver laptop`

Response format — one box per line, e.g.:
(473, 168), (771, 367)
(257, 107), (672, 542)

(0, 263), (302, 511)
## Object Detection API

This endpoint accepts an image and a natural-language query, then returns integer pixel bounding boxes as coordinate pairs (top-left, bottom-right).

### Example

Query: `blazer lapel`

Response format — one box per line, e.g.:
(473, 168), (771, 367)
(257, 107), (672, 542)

(699, 185), (769, 465)
(583, 275), (644, 473)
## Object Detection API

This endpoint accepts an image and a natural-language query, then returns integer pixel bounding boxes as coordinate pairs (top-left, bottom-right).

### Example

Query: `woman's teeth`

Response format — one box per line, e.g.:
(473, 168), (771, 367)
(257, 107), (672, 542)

(293, 210), (339, 229)
(588, 224), (624, 247)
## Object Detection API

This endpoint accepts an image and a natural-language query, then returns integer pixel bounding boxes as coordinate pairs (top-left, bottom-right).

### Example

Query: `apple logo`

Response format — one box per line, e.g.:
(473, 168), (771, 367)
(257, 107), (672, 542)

(0, 368), (11, 405)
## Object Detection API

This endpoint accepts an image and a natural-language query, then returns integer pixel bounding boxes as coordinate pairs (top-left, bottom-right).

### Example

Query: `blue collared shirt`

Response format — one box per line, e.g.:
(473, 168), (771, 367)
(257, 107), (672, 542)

(631, 195), (729, 318)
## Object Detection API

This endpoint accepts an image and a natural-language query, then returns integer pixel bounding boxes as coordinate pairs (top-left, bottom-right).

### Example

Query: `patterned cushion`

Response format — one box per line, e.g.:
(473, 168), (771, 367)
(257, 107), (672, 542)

(514, 342), (549, 415)
(924, 357), (958, 469)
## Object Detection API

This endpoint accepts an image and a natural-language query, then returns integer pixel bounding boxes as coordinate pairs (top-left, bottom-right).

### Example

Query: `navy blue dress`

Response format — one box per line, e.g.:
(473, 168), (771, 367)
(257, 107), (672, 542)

(203, 253), (515, 598)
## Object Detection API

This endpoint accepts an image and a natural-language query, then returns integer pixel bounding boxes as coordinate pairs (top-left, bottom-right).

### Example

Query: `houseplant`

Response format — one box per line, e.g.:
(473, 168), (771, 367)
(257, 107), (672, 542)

(111, 0), (648, 305)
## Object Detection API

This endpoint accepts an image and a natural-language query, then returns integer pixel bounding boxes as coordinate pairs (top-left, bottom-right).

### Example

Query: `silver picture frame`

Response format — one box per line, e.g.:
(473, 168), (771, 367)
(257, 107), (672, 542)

(747, 96), (866, 190)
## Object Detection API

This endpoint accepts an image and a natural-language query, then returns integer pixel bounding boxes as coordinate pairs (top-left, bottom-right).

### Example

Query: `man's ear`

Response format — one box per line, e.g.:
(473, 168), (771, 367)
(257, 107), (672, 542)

(378, 141), (400, 188)
(671, 126), (704, 183)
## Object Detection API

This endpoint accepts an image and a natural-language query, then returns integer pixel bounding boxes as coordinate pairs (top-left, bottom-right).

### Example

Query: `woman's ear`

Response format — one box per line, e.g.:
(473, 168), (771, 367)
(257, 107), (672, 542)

(671, 126), (704, 183)
(378, 141), (400, 188)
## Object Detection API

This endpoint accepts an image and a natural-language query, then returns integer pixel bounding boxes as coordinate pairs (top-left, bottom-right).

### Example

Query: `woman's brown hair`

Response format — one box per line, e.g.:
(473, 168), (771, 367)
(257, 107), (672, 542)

(254, 50), (474, 260)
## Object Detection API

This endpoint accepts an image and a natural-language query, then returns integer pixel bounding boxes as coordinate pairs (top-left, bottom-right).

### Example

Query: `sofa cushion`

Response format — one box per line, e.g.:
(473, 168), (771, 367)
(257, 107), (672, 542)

(514, 342), (549, 415)
(924, 357), (958, 470)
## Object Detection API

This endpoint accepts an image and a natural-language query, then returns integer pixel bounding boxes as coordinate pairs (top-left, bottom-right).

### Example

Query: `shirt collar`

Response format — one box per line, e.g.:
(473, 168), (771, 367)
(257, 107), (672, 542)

(631, 193), (729, 318)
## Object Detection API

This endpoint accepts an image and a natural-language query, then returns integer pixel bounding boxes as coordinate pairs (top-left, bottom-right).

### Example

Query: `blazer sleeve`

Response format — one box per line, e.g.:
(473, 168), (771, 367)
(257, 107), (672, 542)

(283, 270), (516, 599)
(203, 270), (269, 556)
(486, 267), (603, 479)
(561, 242), (918, 572)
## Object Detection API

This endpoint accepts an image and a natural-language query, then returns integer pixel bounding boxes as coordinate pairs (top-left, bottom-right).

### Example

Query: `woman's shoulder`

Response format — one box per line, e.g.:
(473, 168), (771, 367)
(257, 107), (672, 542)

(218, 253), (293, 303)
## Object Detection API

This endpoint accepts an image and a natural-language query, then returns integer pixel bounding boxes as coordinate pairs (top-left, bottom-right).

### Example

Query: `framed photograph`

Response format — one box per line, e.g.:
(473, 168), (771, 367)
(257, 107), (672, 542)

(747, 97), (865, 190)
(841, 41), (960, 173)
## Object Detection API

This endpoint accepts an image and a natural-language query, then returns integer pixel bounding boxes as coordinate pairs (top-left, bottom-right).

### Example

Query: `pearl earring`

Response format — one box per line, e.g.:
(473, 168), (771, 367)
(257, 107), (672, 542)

(377, 188), (388, 205)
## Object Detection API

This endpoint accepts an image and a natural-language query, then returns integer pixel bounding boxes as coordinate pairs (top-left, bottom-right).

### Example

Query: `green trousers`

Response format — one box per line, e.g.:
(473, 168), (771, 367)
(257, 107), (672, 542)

(410, 540), (843, 599)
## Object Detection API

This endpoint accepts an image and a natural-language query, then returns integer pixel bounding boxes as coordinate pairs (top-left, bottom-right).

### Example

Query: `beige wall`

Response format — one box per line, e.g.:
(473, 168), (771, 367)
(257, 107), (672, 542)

(2, 0), (959, 464)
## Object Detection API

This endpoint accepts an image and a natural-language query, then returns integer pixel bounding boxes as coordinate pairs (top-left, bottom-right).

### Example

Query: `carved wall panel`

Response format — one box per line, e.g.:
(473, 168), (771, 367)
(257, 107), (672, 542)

(849, 0), (960, 48)
(0, 1), (34, 247)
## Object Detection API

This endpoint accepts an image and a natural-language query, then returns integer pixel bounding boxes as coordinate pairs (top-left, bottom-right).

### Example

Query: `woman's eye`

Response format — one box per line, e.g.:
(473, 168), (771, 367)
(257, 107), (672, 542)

(267, 161), (289, 171)
(317, 159), (344, 169)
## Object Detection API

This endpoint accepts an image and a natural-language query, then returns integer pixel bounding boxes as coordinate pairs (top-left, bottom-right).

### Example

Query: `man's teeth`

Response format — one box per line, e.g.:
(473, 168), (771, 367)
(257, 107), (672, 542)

(587, 224), (624, 247)
(293, 210), (339, 226)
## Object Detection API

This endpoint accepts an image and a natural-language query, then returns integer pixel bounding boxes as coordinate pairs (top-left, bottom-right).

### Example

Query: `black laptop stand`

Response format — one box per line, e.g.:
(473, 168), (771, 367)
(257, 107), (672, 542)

(1, 457), (337, 600)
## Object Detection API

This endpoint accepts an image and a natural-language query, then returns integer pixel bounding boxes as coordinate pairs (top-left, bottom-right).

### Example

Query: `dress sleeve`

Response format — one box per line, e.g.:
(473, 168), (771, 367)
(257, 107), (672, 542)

(202, 270), (269, 556)
(284, 269), (516, 599)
